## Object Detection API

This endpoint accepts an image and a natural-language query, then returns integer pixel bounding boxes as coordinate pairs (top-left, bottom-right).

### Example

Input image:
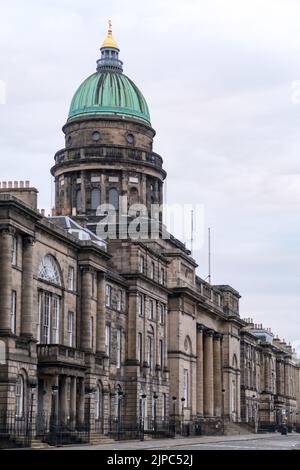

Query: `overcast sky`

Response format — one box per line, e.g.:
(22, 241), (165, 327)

(1, 0), (300, 347)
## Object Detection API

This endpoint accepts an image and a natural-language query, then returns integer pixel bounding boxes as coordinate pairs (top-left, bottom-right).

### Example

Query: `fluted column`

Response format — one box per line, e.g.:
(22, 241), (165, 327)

(203, 329), (214, 417)
(196, 324), (204, 416)
(96, 272), (106, 355)
(81, 267), (93, 350)
(0, 229), (13, 333)
(213, 333), (222, 417)
(21, 236), (35, 337)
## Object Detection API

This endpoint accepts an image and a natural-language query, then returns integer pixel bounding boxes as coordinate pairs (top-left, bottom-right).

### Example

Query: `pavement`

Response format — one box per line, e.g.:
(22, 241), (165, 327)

(52, 432), (300, 450)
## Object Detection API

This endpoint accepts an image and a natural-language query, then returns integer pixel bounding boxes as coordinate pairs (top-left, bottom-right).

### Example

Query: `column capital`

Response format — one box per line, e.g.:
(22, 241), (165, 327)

(97, 271), (106, 281)
(0, 226), (15, 238)
(23, 235), (35, 247)
(213, 332), (223, 341)
(204, 328), (214, 337)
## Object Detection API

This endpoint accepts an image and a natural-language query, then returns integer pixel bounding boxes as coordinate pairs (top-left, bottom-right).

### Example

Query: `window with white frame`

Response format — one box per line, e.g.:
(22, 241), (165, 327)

(38, 255), (61, 286)
(105, 324), (110, 357)
(116, 329), (121, 368)
(183, 369), (189, 407)
(159, 303), (165, 324)
(160, 268), (165, 285)
(147, 335), (153, 371)
(67, 311), (74, 347)
(12, 235), (17, 265)
(105, 285), (112, 307)
(11, 290), (17, 334)
(138, 333), (143, 365)
(137, 294), (143, 316)
(51, 295), (60, 344)
(150, 262), (155, 280)
(139, 256), (144, 274)
(36, 291), (42, 343)
(147, 299), (154, 320)
(67, 266), (75, 291)
(15, 375), (25, 418)
(159, 339), (164, 368)
(43, 293), (51, 344)
(117, 289), (122, 312)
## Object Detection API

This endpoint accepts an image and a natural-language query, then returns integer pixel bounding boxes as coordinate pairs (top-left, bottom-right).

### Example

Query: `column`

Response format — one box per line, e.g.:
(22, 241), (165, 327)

(78, 378), (85, 426)
(70, 377), (77, 426)
(203, 329), (214, 417)
(80, 171), (86, 214)
(126, 293), (138, 364)
(96, 272), (106, 355)
(60, 376), (68, 424)
(0, 229), (13, 332)
(196, 324), (204, 416)
(284, 361), (289, 397)
(213, 333), (222, 417)
(81, 267), (93, 350)
(21, 236), (35, 337)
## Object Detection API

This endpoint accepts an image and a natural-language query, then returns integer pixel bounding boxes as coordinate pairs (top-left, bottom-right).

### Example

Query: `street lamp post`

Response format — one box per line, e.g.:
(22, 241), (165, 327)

(181, 397), (186, 436)
(172, 396), (177, 437)
(27, 383), (36, 447)
(140, 394), (146, 441)
(252, 394), (258, 434)
(117, 390), (124, 441)
(153, 393), (158, 434)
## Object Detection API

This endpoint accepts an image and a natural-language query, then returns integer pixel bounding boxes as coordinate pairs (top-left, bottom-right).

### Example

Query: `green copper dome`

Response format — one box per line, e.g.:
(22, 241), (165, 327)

(68, 71), (151, 125)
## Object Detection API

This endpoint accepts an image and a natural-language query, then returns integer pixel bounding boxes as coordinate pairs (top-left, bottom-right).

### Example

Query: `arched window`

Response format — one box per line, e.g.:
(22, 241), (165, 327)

(16, 375), (25, 418)
(108, 188), (119, 210)
(38, 255), (62, 286)
(91, 189), (101, 211)
(76, 190), (81, 212)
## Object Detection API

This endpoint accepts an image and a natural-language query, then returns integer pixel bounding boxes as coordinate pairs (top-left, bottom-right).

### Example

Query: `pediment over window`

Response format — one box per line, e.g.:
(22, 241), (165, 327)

(38, 255), (62, 286)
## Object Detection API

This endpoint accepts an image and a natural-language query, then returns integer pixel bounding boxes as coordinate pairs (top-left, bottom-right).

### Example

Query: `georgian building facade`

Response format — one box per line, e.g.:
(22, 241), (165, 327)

(0, 24), (299, 446)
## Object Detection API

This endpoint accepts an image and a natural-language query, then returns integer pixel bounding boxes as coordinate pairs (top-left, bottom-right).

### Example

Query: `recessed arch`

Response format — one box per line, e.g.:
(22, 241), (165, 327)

(38, 255), (62, 286)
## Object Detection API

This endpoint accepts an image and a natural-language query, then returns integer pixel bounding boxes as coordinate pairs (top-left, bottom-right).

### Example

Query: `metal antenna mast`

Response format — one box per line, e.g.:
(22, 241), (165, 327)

(208, 227), (211, 284)
(190, 210), (194, 256)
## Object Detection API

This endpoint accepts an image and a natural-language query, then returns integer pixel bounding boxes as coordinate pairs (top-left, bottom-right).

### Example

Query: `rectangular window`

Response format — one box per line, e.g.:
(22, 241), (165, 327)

(11, 290), (17, 334)
(139, 256), (145, 274)
(117, 289), (122, 312)
(147, 299), (154, 320)
(183, 369), (189, 407)
(116, 329), (121, 368)
(105, 324), (110, 357)
(160, 268), (165, 285)
(150, 262), (155, 280)
(36, 291), (42, 343)
(67, 311), (74, 347)
(138, 332), (143, 365)
(137, 294), (143, 316)
(43, 293), (51, 344)
(147, 335), (153, 371)
(105, 285), (112, 307)
(159, 303), (165, 324)
(12, 236), (17, 265)
(159, 339), (164, 368)
(52, 295), (60, 344)
(68, 267), (74, 291)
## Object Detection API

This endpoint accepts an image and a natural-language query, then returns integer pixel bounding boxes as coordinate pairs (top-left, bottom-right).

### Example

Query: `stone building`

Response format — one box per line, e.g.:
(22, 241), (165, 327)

(0, 23), (299, 446)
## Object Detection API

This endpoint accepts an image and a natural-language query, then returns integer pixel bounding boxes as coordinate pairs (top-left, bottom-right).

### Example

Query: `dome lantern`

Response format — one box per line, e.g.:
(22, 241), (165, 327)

(97, 20), (123, 73)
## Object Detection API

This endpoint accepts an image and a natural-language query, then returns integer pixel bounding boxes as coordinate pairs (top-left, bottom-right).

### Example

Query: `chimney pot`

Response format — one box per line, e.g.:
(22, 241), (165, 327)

(3, 182), (7, 189)
(14, 181), (18, 188)
(8, 181), (13, 188)
(25, 181), (30, 188)
(20, 181), (24, 188)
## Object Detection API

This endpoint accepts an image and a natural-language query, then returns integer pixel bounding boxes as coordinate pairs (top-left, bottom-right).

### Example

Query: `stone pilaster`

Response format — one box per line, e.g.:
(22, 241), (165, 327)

(96, 272), (106, 356)
(78, 378), (85, 426)
(70, 377), (77, 424)
(60, 376), (68, 424)
(203, 329), (214, 417)
(126, 292), (138, 365)
(213, 333), (222, 417)
(21, 235), (35, 337)
(0, 229), (13, 333)
(81, 267), (93, 350)
(196, 324), (204, 416)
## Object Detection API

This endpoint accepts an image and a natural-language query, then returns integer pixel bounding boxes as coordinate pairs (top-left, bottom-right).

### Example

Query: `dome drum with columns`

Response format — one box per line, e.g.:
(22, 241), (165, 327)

(52, 23), (166, 229)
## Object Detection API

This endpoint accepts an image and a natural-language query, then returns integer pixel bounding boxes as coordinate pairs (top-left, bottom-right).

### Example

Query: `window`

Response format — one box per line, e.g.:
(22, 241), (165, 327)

(159, 339), (164, 368)
(117, 289), (122, 312)
(147, 299), (154, 320)
(36, 292), (42, 343)
(159, 303), (165, 324)
(116, 329), (121, 368)
(105, 285), (112, 307)
(12, 236), (17, 265)
(137, 294), (143, 316)
(68, 267), (75, 291)
(105, 325), (110, 357)
(16, 375), (25, 418)
(160, 268), (165, 285)
(150, 262), (155, 280)
(147, 335), (153, 371)
(76, 190), (81, 212)
(38, 255), (61, 286)
(91, 189), (101, 211)
(183, 369), (189, 407)
(43, 293), (51, 344)
(11, 290), (17, 334)
(138, 333), (143, 365)
(139, 256), (144, 274)
(108, 188), (119, 210)
(51, 295), (60, 344)
(67, 311), (74, 347)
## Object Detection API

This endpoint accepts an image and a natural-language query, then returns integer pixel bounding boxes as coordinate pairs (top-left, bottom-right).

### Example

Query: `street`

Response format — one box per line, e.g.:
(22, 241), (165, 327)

(53, 433), (300, 451)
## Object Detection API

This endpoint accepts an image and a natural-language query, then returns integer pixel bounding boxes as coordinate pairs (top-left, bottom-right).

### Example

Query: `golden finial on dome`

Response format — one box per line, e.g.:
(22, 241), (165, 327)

(102, 20), (118, 49)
